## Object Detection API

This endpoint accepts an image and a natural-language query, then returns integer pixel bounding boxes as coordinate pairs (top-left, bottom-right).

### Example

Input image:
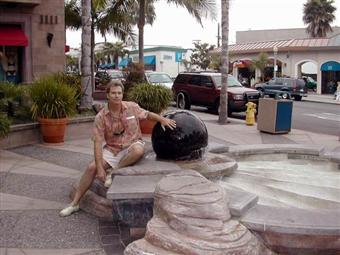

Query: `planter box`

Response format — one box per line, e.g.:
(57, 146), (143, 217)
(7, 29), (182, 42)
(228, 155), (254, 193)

(0, 116), (95, 149)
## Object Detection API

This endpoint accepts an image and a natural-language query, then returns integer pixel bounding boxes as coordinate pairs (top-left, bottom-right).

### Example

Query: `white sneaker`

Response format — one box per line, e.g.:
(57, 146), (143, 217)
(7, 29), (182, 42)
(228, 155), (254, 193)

(59, 204), (79, 217)
(104, 173), (112, 188)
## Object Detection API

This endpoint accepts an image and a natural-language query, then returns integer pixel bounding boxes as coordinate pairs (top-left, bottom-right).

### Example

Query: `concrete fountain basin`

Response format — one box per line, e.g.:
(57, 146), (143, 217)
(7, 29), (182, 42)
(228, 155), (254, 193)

(216, 144), (340, 255)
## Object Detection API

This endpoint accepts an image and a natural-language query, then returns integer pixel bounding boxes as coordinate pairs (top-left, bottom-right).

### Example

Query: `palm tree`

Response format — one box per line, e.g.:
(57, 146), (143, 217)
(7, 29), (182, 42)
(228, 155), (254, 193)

(103, 42), (129, 69)
(251, 52), (269, 82)
(80, 0), (92, 110)
(66, 0), (137, 109)
(303, 0), (336, 38)
(218, 0), (229, 124)
(137, 0), (217, 67)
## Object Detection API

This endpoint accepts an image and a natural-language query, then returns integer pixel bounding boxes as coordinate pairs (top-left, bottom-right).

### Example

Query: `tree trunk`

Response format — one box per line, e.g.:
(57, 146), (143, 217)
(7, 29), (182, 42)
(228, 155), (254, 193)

(218, 0), (229, 124)
(80, 0), (93, 110)
(138, 0), (145, 67)
(114, 54), (119, 70)
(91, 21), (95, 84)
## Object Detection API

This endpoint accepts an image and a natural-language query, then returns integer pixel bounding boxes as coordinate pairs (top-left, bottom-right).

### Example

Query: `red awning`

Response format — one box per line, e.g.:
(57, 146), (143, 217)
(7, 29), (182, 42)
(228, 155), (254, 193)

(0, 27), (28, 46)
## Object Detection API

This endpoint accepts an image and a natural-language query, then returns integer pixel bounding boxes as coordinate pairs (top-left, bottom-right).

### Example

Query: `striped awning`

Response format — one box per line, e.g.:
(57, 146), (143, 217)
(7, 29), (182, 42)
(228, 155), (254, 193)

(212, 37), (337, 54)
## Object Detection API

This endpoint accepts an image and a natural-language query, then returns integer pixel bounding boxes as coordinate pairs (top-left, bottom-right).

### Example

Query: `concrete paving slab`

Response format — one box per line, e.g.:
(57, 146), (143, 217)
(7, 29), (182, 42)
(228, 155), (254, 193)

(0, 173), (75, 203)
(6, 163), (81, 179)
(37, 142), (93, 155)
(0, 193), (65, 210)
(260, 132), (296, 144)
(0, 150), (41, 172)
(0, 210), (101, 248)
(0, 248), (105, 255)
(10, 145), (92, 171)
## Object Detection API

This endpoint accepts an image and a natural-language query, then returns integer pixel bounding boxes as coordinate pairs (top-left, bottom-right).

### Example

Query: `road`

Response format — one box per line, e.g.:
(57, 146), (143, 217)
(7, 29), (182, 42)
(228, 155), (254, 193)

(186, 101), (339, 136)
(291, 101), (339, 136)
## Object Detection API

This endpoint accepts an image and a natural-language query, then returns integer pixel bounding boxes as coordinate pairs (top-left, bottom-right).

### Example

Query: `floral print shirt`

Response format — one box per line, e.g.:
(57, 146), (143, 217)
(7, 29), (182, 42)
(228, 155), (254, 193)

(93, 101), (148, 155)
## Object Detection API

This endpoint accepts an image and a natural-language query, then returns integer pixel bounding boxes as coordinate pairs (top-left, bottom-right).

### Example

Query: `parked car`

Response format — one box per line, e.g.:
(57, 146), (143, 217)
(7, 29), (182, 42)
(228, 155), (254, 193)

(145, 71), (173, 89)
(255, 77), (307, 101)
(302, 76), (317, 91)
(172, 72), (260, 115)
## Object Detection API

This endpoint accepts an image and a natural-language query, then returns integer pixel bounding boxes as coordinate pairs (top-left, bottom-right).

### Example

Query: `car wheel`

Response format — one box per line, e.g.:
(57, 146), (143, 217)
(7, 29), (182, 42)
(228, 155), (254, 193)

(256, 88), (264, 97)
(281, 92), (289, 99)
(294, 95), (302, 101)
(177, 92), (191, 110)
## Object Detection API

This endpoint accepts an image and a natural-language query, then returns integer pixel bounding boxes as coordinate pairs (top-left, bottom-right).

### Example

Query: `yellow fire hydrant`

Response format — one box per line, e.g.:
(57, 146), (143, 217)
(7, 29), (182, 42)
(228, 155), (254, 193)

(245, 102), (257, 125)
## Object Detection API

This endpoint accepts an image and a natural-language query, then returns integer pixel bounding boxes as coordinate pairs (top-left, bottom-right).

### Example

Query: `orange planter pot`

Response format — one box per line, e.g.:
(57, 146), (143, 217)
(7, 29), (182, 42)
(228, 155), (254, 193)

(139, 119), (157, 135)
(38, 117), (68, 143)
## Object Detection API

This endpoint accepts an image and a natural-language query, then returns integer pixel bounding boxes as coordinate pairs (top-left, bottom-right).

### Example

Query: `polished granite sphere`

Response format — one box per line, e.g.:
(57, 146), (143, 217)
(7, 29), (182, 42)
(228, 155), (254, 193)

(152, 110), (208, 160)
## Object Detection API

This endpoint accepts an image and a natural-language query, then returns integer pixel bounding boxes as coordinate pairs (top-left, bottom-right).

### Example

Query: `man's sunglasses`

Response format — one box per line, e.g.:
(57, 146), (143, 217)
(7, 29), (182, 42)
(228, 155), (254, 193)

(113, 129), (125, 136)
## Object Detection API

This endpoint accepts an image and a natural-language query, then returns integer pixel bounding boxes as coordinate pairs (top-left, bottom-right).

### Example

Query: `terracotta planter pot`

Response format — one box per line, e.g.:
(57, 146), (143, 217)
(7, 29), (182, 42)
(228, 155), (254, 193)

(38, 117), (68, 143)
(139, 119), (157, 135)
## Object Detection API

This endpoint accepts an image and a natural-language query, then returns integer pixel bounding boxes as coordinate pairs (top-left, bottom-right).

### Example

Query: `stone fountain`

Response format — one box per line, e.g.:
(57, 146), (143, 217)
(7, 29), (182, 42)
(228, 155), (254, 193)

(70, 110), (340, 255)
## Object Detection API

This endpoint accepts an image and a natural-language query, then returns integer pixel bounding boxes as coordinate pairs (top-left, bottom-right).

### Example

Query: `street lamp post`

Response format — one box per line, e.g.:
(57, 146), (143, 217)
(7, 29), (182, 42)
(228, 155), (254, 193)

(273, 46), (278, 80)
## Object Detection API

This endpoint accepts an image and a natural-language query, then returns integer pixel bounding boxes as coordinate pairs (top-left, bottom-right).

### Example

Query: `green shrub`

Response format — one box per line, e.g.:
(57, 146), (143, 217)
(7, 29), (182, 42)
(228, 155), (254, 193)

(51, 72), (81, 102)
(124, 63), (146, 97)
(29, 75), (77, 119)
(0, 115), (11, 138)
(127, 82), (173, 114)
(0, 82), (32, 121)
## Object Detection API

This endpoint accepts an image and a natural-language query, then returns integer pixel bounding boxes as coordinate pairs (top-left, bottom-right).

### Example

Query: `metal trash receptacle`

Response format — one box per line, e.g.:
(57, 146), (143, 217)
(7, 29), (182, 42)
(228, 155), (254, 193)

(257, 98), (293, 134)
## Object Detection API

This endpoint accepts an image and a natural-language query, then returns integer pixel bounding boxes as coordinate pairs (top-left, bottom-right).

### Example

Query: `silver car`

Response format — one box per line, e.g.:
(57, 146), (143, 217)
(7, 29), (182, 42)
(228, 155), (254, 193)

(145, 71), (173, 89)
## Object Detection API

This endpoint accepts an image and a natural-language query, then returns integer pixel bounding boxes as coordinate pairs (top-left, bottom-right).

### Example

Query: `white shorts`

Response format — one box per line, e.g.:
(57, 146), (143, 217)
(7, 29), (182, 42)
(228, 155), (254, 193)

(102, 140), (145, 169)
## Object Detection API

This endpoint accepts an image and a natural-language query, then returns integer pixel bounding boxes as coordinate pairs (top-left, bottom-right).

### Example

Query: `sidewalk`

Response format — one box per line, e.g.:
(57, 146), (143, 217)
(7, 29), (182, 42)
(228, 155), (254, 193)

(303, 92), (339, 104)
(1, 110), (339, 255)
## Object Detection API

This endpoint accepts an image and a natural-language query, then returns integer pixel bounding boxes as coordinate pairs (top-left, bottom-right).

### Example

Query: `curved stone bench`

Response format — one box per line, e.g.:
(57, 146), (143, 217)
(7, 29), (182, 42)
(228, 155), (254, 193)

(70, 150), (237, 222)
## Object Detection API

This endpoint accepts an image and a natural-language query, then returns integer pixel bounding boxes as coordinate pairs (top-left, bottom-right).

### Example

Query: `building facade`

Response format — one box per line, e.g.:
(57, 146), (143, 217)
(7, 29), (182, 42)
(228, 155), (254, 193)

(128, 46), (188, 78)
(214, 28), (340, 94)
(0, 0), (65, 83)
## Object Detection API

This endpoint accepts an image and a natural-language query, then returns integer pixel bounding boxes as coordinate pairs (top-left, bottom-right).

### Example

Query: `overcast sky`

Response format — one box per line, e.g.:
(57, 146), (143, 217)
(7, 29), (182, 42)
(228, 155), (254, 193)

(66, 0), (340, 49)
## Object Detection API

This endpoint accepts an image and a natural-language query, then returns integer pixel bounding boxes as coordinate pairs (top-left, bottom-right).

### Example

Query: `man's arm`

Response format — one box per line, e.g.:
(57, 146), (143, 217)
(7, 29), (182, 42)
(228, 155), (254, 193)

(94, 138), (106, 182)
(147, 112), (176, 130)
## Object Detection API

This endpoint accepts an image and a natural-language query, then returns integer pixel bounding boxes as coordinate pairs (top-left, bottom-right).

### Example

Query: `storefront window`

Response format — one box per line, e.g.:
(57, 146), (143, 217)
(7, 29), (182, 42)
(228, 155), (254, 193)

(0, 46), (22, 84)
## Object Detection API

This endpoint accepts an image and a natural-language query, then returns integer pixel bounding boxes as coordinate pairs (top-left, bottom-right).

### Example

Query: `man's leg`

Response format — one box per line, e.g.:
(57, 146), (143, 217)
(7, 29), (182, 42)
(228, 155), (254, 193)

(72, 160), (110, 205)
(59, 160), (110, 216)
(104, 143), (145, 188)
(118, 142), (145, 169)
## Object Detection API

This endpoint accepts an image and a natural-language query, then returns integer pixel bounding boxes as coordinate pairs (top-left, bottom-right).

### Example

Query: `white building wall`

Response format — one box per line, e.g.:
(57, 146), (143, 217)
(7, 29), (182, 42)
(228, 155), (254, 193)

(130, 49), (187, 78)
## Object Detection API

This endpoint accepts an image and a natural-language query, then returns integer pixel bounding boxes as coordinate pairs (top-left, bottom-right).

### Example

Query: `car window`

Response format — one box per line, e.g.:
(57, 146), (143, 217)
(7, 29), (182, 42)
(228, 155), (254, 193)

(296, 79), (305, 86)
(107, 70), (124, 79)
(212, 75), (242, 88)
(307, 77), (315, 83)
(275, 78), (283, 84)
(189, 75), (201, 86)
(175, 74), (189, 84)
(147, 73), (172, 83)
(268, 79), (276, 85)
(283, 78), (292, 86)
(201, 76), (213, 87)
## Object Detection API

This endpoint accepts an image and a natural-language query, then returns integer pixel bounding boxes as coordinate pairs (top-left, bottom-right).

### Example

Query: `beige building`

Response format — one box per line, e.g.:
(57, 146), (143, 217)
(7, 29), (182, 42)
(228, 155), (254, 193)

(0, 0), (65, 83)
(214, 28), (340, 94)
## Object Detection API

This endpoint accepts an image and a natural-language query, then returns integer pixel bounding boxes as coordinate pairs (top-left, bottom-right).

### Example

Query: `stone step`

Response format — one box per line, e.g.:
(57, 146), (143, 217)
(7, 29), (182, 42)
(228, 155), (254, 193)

(107, 175), (258, 217)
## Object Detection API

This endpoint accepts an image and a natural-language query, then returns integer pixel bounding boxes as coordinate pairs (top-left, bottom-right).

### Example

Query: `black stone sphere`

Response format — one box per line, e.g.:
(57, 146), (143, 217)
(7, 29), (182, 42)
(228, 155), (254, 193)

(151, 110), (208, 160)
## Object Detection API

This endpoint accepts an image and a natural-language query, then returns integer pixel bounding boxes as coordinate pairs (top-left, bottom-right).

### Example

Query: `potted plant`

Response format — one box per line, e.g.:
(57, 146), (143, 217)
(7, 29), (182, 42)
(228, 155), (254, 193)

(127, 82), (173, 134)
(29, 75), (77, 143)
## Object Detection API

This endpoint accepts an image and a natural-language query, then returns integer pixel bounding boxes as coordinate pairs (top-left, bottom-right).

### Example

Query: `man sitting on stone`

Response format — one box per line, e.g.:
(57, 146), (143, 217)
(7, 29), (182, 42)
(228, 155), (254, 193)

(60, 80), (176, 217)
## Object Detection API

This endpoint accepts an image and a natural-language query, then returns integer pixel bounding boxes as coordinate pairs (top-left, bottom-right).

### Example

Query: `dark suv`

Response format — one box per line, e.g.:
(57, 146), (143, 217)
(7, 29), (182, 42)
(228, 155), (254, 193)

(172, 72), (260, 115)
(255, 77), (307, 101)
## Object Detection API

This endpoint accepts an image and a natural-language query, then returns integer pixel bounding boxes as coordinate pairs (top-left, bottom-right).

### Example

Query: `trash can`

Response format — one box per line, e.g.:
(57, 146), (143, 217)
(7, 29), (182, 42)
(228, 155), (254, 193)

(257, 98), (293, 134)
